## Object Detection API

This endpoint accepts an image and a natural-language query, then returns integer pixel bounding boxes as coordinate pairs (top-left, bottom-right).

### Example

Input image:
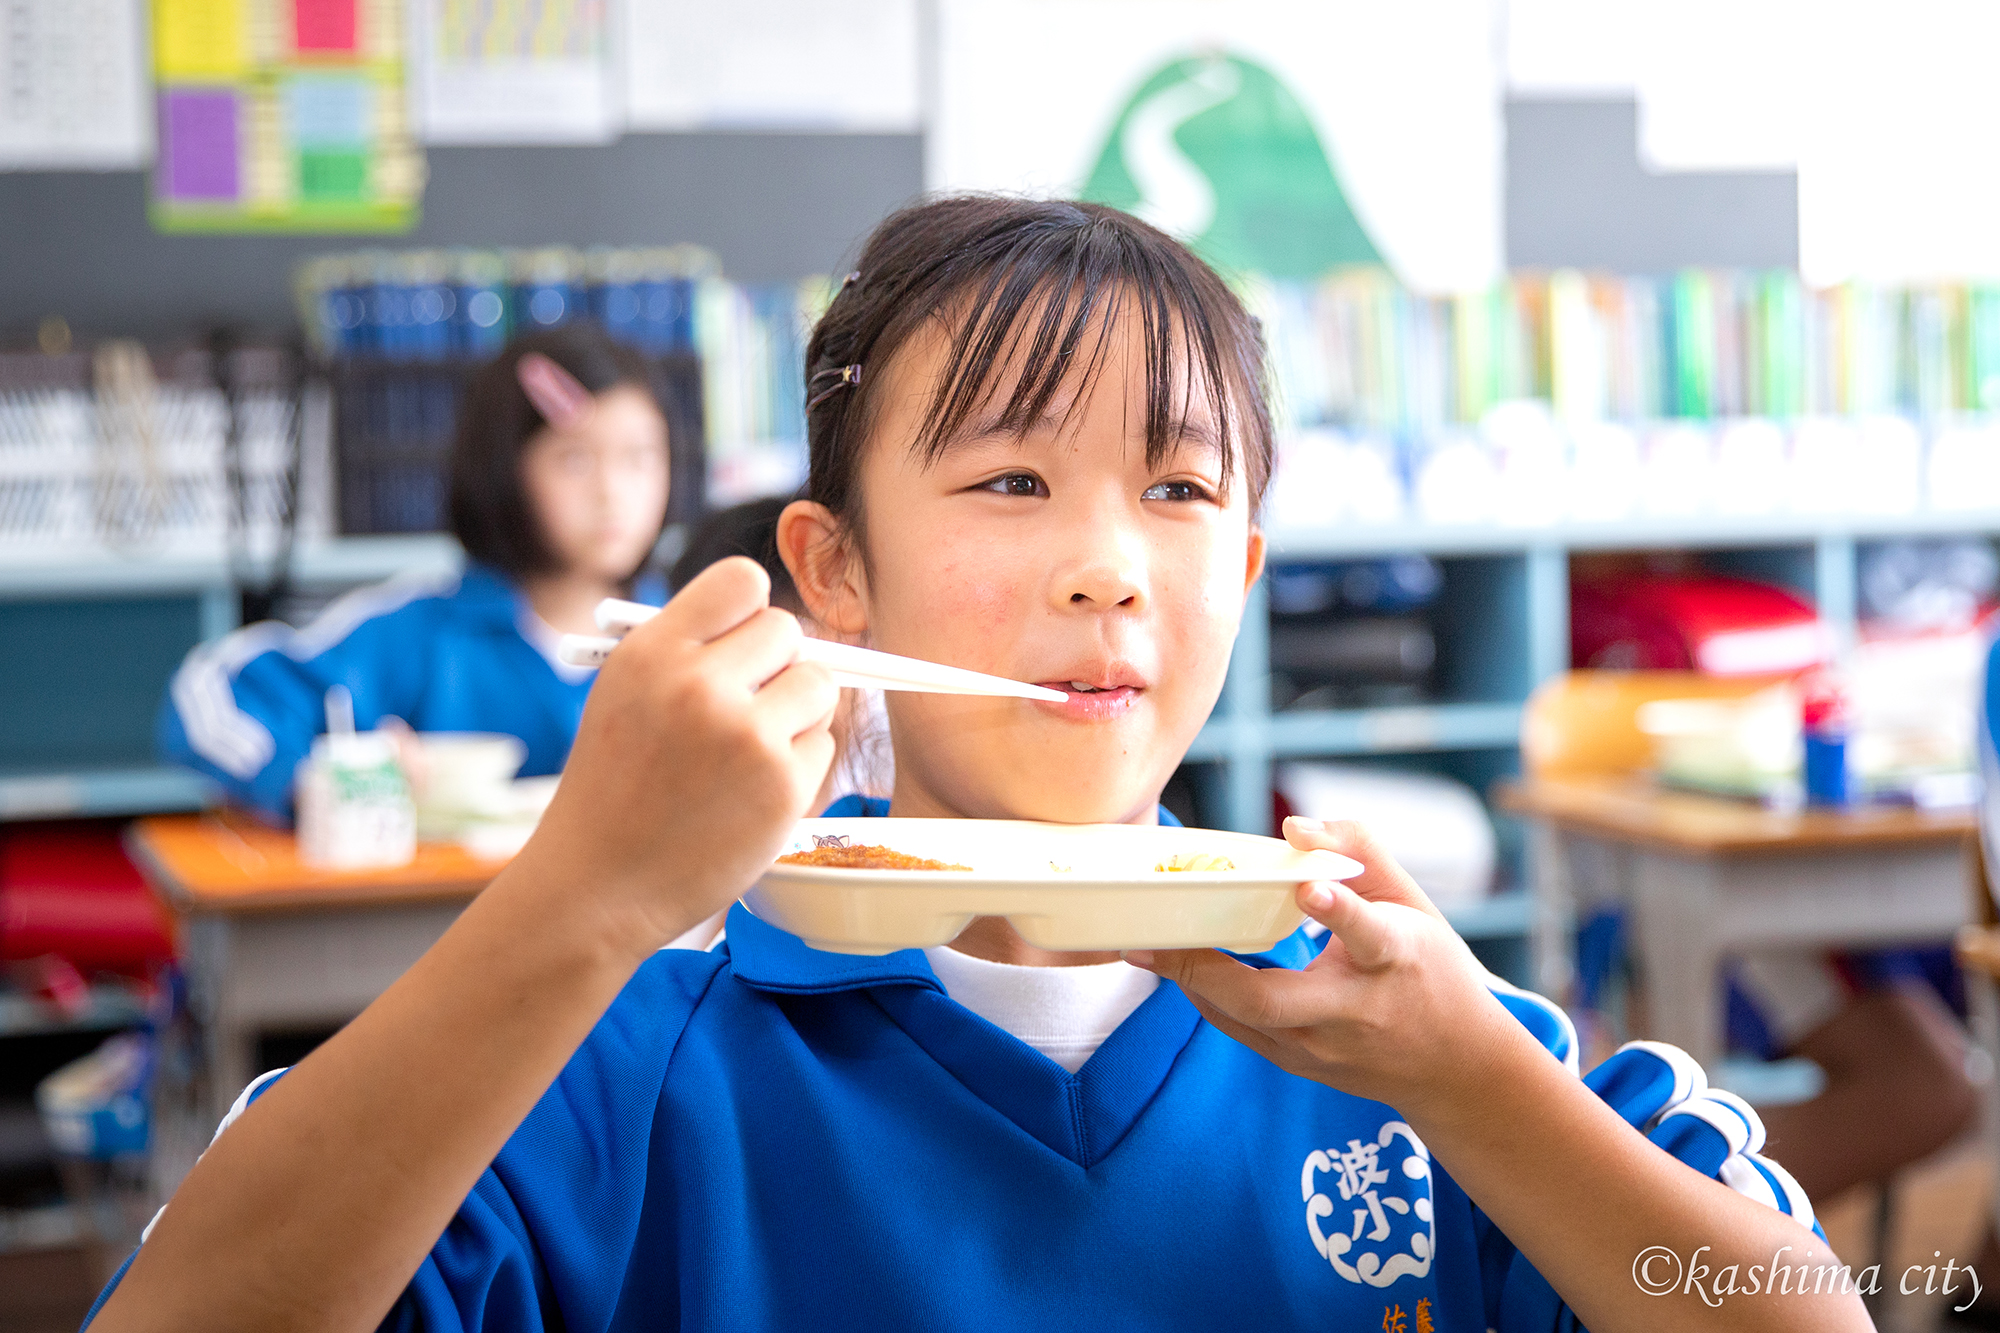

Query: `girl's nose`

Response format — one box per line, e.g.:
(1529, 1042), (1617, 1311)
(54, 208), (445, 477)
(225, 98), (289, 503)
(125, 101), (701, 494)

(1056, 553), (1146, 610)
(1051, 491), (1149, 610)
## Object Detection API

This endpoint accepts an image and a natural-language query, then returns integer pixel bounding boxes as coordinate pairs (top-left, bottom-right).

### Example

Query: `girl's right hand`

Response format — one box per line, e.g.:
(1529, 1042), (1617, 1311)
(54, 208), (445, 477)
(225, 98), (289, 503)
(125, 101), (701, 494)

(510, 556), (839, 959)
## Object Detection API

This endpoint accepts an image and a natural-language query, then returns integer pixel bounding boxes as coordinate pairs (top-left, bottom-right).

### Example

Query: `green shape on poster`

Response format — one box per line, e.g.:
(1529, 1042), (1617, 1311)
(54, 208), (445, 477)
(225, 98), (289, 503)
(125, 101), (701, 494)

(1080, 54), (1382, 279)
(300, 149), (368, 200)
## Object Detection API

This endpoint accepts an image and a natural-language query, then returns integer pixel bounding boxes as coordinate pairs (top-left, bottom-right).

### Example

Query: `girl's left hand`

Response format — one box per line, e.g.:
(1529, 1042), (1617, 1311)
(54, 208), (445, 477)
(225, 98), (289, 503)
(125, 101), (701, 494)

(1126, 816), (1540, 1118)
(1136, 820), (1874, 1333)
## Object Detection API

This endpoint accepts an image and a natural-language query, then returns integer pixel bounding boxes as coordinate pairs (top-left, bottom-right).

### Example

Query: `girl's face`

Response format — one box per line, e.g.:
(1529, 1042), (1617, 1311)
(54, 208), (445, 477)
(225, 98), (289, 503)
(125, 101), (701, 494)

(787, 312), (1265, 825)
(520, 383), (670, 584)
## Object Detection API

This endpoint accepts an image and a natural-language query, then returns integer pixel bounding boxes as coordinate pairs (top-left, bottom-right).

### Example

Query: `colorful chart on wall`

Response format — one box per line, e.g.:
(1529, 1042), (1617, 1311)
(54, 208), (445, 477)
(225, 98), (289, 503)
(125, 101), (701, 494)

(930, 0), (1502, 292)
(150, 0), (424, 233)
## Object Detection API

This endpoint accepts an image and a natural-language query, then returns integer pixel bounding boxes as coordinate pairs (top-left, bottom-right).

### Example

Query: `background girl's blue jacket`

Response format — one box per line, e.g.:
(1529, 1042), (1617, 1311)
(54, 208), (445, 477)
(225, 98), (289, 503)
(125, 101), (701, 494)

(156, 564), (662, 823)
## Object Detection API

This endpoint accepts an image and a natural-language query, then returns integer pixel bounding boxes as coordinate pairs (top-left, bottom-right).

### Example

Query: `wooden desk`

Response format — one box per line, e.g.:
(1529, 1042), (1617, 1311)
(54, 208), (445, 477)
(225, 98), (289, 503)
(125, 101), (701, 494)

(128, 813), (502, 1133)
(1496, 775), (1978, 1067)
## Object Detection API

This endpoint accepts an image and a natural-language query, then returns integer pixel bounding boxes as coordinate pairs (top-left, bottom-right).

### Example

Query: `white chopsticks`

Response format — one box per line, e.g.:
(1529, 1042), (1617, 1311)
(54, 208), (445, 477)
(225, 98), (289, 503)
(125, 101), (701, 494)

(557, 598), (1067, 703)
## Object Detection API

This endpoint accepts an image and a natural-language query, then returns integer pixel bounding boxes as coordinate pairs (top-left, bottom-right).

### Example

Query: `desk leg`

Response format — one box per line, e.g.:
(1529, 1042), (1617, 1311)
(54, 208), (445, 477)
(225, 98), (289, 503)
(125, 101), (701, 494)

(1527, 819), (1576, 1004)
(181, 914), (257, 1132)
(1629, 850), (1724, 1069)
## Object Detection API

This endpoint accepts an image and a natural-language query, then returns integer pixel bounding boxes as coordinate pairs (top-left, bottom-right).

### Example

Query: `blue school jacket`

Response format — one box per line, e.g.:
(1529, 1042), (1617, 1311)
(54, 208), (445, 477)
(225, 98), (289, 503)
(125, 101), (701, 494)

(89, 798), (1821, 1331)
(157, 564), (663, 823)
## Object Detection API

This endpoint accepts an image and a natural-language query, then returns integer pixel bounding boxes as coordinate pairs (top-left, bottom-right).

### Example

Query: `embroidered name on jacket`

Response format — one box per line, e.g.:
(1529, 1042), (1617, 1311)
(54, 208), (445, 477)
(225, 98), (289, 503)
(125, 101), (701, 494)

(1303, 1120), (1435, 1286)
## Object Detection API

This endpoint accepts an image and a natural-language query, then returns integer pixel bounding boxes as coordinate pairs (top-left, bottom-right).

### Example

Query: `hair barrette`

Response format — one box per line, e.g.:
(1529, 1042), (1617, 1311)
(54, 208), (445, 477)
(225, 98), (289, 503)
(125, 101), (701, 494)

(839, 270), (862, 291)
(516, 352), (595, 431)
(807, 362), (863, 412)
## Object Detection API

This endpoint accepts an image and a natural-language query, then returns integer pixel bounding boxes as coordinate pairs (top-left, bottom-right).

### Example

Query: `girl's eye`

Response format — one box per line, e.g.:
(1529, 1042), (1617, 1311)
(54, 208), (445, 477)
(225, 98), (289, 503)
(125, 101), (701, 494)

(978, 472), (1048, 498)
(1142, 479), (1211, 503)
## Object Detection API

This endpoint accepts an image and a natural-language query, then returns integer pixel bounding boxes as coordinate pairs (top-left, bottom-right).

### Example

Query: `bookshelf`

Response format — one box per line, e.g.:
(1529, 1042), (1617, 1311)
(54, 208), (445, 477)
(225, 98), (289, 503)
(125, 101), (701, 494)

(1189, 510), (2000, 955)
(1191, 516), (1972, 838)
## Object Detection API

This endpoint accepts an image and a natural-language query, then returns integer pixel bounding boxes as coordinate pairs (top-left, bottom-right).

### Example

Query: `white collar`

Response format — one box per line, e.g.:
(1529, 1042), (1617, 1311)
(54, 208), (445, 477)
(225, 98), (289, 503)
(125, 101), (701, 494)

(923, 946), (1159, 1074)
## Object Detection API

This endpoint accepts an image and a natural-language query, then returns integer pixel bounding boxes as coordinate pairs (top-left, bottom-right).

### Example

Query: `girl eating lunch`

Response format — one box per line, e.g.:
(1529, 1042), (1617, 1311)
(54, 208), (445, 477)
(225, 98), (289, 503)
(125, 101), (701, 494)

(89, 197), (1866, 1332)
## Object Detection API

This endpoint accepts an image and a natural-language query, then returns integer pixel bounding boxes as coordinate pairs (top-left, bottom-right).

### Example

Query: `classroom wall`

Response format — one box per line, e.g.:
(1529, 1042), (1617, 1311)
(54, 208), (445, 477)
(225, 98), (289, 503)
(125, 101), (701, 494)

(0, 99), (1797, 345)
(0, 133), (926, 342)
(1504, 99), (1799, 270)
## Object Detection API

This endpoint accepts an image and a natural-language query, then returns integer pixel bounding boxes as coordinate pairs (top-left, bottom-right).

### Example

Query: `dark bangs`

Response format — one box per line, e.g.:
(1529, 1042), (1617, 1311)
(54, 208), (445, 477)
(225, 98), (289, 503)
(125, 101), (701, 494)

(804, 197), (1273, 521)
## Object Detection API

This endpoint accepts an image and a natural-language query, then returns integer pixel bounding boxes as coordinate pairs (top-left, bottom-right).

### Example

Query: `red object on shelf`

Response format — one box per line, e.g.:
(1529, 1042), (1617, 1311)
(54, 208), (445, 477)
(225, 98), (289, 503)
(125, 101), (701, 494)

(0, 823), (177, 979)
(1798, 670), (1849, 731)
(1571, 576), (1831, 677)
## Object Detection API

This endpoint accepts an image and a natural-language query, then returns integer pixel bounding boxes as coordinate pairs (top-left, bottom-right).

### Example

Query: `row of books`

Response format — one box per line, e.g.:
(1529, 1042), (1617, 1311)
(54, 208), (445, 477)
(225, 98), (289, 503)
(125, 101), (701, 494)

(1249, 269), (2000, 436)
(295, 246), (723, 361)
(296, 249), (2000, 515)
(296, 247), (827, 505)
(1264, 408), (2000, 533)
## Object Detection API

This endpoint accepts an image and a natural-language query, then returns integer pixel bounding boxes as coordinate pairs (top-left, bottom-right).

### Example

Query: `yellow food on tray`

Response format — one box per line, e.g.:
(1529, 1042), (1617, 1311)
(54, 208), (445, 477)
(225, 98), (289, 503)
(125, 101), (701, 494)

(778, 835), (970, 872)
(1154, 852), (1237, 872)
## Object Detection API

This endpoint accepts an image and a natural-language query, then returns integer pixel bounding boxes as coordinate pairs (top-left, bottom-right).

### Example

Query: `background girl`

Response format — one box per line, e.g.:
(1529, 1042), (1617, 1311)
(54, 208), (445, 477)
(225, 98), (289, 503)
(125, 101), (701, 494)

(157, 323), (675, 821)
(96, 198), (1865, 1332)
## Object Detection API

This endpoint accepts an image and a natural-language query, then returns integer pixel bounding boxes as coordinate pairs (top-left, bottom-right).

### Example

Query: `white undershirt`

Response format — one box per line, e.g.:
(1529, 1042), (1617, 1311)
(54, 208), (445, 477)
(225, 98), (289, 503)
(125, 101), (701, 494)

(923, 947), (1159, 1073)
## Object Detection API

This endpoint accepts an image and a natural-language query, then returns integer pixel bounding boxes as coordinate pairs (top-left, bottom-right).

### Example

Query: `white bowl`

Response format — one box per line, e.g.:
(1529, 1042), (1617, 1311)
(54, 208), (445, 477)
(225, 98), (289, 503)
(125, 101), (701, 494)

(412, 732), (527, 830)
(744, 818), (1364, 955)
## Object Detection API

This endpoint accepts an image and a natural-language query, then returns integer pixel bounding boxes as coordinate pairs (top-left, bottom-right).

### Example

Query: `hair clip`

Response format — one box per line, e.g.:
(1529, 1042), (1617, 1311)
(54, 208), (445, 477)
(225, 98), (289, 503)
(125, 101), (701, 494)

(516, 352), (595, 431)
(806, 362), (863, 412)
(839, 270), (862, 291)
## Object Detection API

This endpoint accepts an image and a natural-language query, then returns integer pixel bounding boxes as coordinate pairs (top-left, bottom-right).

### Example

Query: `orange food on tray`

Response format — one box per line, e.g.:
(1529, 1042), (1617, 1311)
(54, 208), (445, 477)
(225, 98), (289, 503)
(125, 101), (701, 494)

(1154, 852), (1237, 872)
(777, 836), (970, 872)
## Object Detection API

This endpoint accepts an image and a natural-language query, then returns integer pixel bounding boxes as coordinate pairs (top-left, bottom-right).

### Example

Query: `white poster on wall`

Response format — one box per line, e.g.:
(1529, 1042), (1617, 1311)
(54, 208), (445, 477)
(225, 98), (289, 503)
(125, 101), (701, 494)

(623, 0), (920, 132)
(1632, 0), (1817, 174)
(0, 0), (150, 170)
(930, 0), (1504, 292)
(1796, 0), (2000, 284)
(411, 0), (621, 145)
(1502, 0), (1643, 98)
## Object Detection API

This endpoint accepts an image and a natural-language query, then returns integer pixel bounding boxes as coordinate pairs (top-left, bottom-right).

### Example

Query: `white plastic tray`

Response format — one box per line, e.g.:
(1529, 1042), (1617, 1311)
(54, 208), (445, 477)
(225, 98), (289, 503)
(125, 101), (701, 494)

(744, 818), (1364, 955)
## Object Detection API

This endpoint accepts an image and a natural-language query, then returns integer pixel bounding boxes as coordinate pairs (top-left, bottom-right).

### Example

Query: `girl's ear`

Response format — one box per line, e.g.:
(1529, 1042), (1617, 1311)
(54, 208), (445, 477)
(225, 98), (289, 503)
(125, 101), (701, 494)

(777, 500), (870, 637)
(1244, 524), (1268, 595)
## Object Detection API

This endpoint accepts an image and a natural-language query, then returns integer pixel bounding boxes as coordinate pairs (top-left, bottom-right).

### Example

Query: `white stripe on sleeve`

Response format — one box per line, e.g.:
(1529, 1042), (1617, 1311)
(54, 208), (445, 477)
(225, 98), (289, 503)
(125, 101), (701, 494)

(139, 1067), (290, 1244)
(1718, 1153), (1783, 1211)
(1658, 1092), (1753, 1157)
(1484, 971), (1582, 1074)
(1701, 1087), (1767, 1155)
(1747, 1151), (1818, 1231)
(1617, 1039), (1708, 1110)
(168, 571), (460, 782)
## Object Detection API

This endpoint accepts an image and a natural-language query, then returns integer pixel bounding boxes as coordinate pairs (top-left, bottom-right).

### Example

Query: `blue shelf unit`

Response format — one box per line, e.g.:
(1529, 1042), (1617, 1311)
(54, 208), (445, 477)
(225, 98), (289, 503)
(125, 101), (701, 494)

(1188, 513), (1997, 840)
(1177, 511), (2000, 978)
(0, 537), (461, 822)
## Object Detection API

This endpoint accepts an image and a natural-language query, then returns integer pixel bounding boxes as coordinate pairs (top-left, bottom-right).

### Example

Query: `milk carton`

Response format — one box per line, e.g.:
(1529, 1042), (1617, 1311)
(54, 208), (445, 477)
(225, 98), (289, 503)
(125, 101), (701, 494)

(297, 730), (417, 869)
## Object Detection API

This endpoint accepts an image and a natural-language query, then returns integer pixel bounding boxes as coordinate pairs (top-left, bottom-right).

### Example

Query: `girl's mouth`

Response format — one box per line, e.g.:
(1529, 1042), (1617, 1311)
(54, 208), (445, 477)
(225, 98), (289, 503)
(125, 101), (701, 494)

(1032, 680), (1144, 721)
